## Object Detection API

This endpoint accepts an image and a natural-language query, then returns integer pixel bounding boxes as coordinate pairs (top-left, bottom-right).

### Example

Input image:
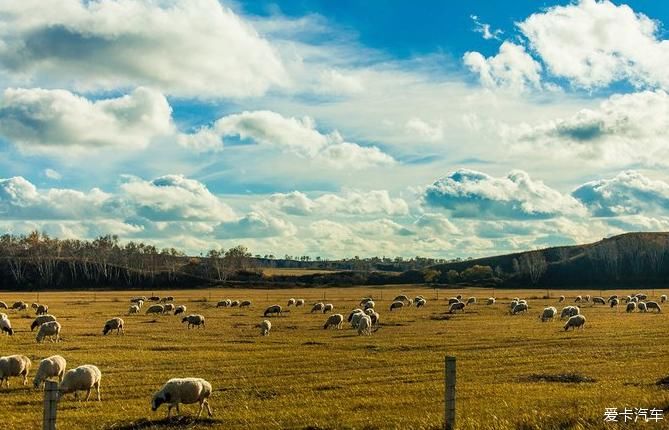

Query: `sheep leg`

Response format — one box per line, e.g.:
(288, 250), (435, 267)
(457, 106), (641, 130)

(85, 388), (91, 401)
(95, 382), (101, 401)
(22, 373), (27, 385)
(196, 401), (204, 418)
(204, 399), (213, 417)
(167, 405), (173, 418)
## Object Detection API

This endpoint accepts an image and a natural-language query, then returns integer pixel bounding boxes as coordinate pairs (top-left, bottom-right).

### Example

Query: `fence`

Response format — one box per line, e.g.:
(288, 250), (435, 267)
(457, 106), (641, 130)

(43, 380), (58, 430)
(445, 356), (456, 430)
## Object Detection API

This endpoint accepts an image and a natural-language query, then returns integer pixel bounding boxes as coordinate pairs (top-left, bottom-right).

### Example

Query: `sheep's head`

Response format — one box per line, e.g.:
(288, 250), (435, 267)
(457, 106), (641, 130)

(102, 324), (111, 335)
(33, 376), (42, 389)
(151, 391), (171, 411)
(181, 317), (188, 324)
(2, 326), (13, 335)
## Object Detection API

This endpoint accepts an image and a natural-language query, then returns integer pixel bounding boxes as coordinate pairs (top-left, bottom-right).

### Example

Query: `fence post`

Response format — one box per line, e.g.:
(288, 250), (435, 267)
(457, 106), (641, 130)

(43, 380), (58, 430)
(445, 356), (456, 430)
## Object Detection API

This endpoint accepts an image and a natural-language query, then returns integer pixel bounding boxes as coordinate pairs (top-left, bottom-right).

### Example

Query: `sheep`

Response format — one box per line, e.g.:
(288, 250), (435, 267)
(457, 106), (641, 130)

(635, 293), (647, 300)
(146, 304), (164, 315)
(174, 305), (187, 316)
(637, 302), (648, 312)
(322, 304), (334, 313)
(239, 300), (252, 308)
(130, 296), (146, 304)
(558, 295), (565, 303)
(135, 300), (144, 309)
(629, 296), (638, 303)
(560, 306), (580, 319)
(607, 295), (618, 303)
(660, 295), (667, 304)
(230, 300), (240, 307)
(363, 300), (375, 310)
(592, 297), (606, 305)
(457, 295), (463, 300)
(415, 298), (426, 308)
(33, 355), (66, 389)
(102, 317), (124, 335)
(149, 296), (160, 302)
(311, 303), (324, 313)
(163, 304), (175, 314)
(264, 305), (282, 317)
(626, 302), (637, 313)
(511, 303), (528, 315)
(390, 301), (404, 311)
(449, 302), (466, 314)
(393, 295), (410, 303)
(357, 314), (373, 335)
(161, 296), (175, 303)
(466, 297), (476, 305)
(448, 298), (460, 305)
(350, 311), (365, 328)
(643, 301), (661, 313)
(574, 295), (583, 303)
(610, 298), (619, 308)
(31, 314), (56, 331)
(11, 301), (27, 311)
(348, 309), (364, 322)
(0, 355), (31, 387)
(1, 314), (13, 335)
(35, 304), (49, 315)
(323, 314), (344, 329)
(36, 321), (61, 343)
(365, 309), (380, 326)
(585, 295), (591, 302)
(258, 320), (271, 336)
(58, 365), (101, 401)
(32, 303), (39, 309)
(0, 301), (7, 309)
(128, 305), (140, 315)
(151, 378), (213, 418)
(287, 298), (296, 307)
(540, 307), (557, 322)
(216, 300), (230, 308)
(413, 296), (424, 305)
(564, 314), (586, 331)
(486, 297), (496, 305)
(182, 314), (205, 329)
(295, 299), (305, 307)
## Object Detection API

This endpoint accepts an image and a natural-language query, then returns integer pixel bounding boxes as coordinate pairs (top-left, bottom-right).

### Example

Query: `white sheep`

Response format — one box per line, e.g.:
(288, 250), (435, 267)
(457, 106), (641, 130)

(635, 293), (647, 300)
(311, 303), (324, 313)
(287, 298), (296, 307)
(575, 296), (583, 303)
(323, 314), (344, 329)
(364, 300), (375, 310)
(146, 304), (164, 315)
(448, 298), (460, 305)
(58, 365), (101, 401)
(449, 302), (466, 314)
(348, 309), (364, 321)
(466, 297), (476, 305)
(584, 295), (591, 302)
(182, 314), (205, 329)
(393, 295), (410, 303)
(11, 301), (26, 310)
(216, 300), (230, 308)
(102, 317), (124, 335)
(558, 295), (565, 303)
(607, 295), (618, 303)
(33, 355), (66, 389)
(322, 304), (334, 313)
(36, 321), (61, 343)
(660, 295), (667, 304)
(264, 305), (282, 317)
(350, 311), (365, 328)
(360, 297), (373, 306)
(415, 298), (426, 308)
(637, 302), (647, 312)
(610, 298), (619, 308)
(0, 355), (31, 387)
(646, 301), (662, 313)
(592, 297), (606, 305)
(31, 314), (57, 331)
(174, 305), (187, 316)
(486, 298), (496, 305)
(295, 299), (305, 307)
(626, 302), (636, 313)
(163, 304), (175, 314)
(365, 309), (380, 326)
(560, 306), (580, 319)
(36, 304), (49, 315)
(511, 303), (528, 315)
(390, 301), (404, 311)
(0, 301), (7, 309)
(128, 305), (140, 315)
(230, 300), (240, 307)
(540, 307), (557, 322)
(151, 377), (213, 418)
(258, 319), (271, 336)
(357, 314), (373, 335)
(1, 313), (13, 335)
(240, 300), (252, 308)
(564, 314), (586, 331)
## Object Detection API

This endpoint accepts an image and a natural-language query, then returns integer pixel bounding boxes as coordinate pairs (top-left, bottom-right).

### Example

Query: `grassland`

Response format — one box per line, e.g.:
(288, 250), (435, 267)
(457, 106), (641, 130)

(260, 267), (340, 276)
(0, 286), (668, 429)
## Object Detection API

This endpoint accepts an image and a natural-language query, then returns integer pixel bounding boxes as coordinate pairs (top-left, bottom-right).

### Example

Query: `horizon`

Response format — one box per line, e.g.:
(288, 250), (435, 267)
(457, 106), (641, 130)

(2, 0), (669, 260)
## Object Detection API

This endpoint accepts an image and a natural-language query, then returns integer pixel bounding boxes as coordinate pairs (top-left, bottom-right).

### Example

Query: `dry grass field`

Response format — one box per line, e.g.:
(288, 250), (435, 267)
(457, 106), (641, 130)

(1, 286), (668, 429)
(260, 268), (341, 276)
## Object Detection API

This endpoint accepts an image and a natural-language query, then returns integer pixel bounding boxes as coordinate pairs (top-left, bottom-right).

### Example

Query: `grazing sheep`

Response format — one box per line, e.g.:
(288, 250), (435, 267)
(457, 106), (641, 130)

(364, 300), (375, 310)
(449, 302), (466, 314)
(660, 295), (667, 303)
(540, 307), (557, 322)
(239, 300), (252, 308)
(564, 314), (586, 331)
(585, 295), (591, 302)
(635, 293), (647, 300)
(607, 295), (618, 303)
(130, 296), (146, 304)
(216, 300), (230, 308)
(135, 300), (144, 309)
(295, 299), (305, 307)
(149, 296), (160, 302)
(0, 355), (31, 387)
(467, 297), (476, 305)
(348, 309), (364, 322)
(560, 306), (580, 319)
(311, 303), (324, 313)
(364, 309), (380, 326)
(102, 317), (124, 335)
(629, 296), (638, 303)
(511, 303), (528, 315)
(258, 320), (271, 336)
(11, 301), (27, 311)
(322, 304), (334, 313)
(393, 295), (410, 303)
(182, 314), (205, 329)
(592, 297), (606, 305)
(0, 301), (7, 309)
(32, 303), (39, 309)
(350, 311), (365, 328)
(230, 300), (240, 307)
(163, 304), (175, 314)
(390, 301), (404, 311)
(287, 298), (296, 307)
(1, 314), (13, 335)
(448, 298), (460, 305)
(151, 378), (213, 418)
(626, 302), (636, 313)
(486, 298), (496, 305)
(558, 295), (565, 303)
(357, 314), (373, 335)
(637, 302), (648, 312)
(610, 298), (619, 308)
(31, 315), (56, 331)
(574, 296), (583, 303)
(161, 296), (175, 303)
(128, 305), (140, 315)
(33, 355), (66, 389)
(35, 304), (49, 315)
(174, 305), (187, 316)
(457, 295), (463, 300)
(324, 314), (344, 330)
(646, 301), (662, 312)
(264, 305), (282, 317)
(58, 365), (101, 401)
(36, 321), (61, 343)
(415, 298), (426, 308)
(146, 304), (164, 315)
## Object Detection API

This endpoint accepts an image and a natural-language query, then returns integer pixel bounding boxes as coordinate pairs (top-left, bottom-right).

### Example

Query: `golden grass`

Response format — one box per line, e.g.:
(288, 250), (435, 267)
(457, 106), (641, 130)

(0, 286), (668, 429)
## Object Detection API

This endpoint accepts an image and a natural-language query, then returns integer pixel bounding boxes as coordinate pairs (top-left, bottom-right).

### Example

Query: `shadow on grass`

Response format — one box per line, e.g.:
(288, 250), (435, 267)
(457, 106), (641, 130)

(521, 373), (596, 383)
(106, 417), (222, 430)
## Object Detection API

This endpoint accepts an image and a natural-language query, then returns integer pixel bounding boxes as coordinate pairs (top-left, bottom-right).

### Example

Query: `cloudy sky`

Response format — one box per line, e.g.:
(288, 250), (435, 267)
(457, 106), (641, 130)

(1, 0), (669, 259)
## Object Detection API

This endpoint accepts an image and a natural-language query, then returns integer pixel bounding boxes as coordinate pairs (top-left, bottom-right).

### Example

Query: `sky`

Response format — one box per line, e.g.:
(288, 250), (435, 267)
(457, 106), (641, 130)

(2, 0), (669, 259)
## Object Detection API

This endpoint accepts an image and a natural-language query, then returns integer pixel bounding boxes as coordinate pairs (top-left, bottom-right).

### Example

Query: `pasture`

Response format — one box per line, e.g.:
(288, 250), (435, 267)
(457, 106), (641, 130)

(1, 286), (668, 429)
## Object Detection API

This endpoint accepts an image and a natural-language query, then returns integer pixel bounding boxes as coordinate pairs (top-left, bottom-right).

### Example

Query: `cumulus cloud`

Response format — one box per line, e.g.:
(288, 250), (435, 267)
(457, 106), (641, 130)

(518, 0), (669, 90)
(0, 0), (287, 98)
(414, 213), (460, 235)
(573, 170), (669, 217)
(263, 189), (409, 216)
(470, 15), (503, 40)
(405, 118), (444, 142)
(215, 211), (296, 239)
(0, 87), (172, 154)
(178, 110), (395, 168)
(463, 42), (542, 91)
(422, 169), (586, 219)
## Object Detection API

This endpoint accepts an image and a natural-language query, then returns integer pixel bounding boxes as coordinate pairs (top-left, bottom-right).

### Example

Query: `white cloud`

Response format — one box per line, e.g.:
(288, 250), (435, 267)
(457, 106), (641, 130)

(463, 42), (542, 91)
(0, 87), (172, 154)
(518, 0), (669, 90)
(215, 211), (296, 239)
(405, 118), (444, 142)
(0, 0), (287, 98)
(263, 189), (409, 216)
(471, 15), (503, 40)
(414, 213), (460, 235)
(43, 169), (62, 180)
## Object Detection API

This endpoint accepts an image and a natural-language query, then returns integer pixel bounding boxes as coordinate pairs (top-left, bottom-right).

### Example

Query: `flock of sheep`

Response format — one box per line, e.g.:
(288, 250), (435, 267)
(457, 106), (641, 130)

(0, 290), (666, 420)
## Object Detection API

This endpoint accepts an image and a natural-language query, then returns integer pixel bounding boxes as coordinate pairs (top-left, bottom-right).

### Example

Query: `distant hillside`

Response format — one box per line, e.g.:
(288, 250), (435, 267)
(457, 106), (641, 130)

(430, 232), (669, 288)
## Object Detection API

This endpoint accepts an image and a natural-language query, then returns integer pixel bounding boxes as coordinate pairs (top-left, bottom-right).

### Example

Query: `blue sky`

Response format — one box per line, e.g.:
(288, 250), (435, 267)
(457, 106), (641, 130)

(1, 0), (669, 258)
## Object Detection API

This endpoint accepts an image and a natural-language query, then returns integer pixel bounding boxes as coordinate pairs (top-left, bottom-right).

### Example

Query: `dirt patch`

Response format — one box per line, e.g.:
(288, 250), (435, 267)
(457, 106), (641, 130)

(522, 373), (596, 383)
(105, 417), (222, 429)
(657, 375), (669, 388)
(313, 384), (342, 391)
(430, 314), (452, 321)
(303, 341), (325, 346)
(254, 389), (279, 400)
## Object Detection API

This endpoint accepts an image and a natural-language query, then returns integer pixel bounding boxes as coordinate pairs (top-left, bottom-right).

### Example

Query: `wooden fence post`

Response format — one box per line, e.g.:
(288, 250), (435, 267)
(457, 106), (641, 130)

(43, 380), (58, 430)
(445, 356), (456, 430)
